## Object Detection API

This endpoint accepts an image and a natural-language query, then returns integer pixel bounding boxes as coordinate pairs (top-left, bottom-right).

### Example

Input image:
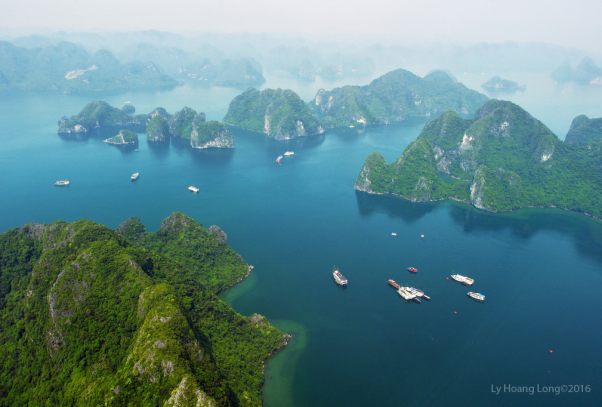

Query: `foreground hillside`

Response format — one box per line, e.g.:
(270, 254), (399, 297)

(0, 213), (286, 406)
(356, 100), (602, 218)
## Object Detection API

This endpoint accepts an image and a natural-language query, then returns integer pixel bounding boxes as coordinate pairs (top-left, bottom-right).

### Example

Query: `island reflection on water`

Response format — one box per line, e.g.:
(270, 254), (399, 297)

(355, 190), (602, 263)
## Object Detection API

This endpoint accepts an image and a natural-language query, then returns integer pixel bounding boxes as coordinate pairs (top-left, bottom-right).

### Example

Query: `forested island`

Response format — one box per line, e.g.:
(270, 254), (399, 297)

(0, 41), (177, 94)
(224, 88), (324, 140)
(310, 69), (487, 129)
(552, 57), (602, 86)
(0, 213), (288, 406)
(224, 69), (487, 139)
(58, 101), (233, 149)
(481, 76), (526, 94)
(356, 100), (602, 219)
(0, 40), (267, 93)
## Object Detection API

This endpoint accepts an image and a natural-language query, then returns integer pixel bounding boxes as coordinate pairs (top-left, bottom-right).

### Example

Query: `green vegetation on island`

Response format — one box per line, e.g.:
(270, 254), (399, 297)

(565, 115), (602, 145)
(58, 101), (147, 135)
(224, 88), (323, 140)
(310, 69), (488, 129)
(356, 99), (602, 218)
(0, 213), (287, 406)
(481, 76), (525, 94)
(145, 108), (172, 144)
(224, 69), (487, 140)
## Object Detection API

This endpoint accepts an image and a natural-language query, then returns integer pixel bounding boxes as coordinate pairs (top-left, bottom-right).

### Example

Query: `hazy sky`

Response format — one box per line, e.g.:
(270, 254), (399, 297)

(2, 0), (601, 52)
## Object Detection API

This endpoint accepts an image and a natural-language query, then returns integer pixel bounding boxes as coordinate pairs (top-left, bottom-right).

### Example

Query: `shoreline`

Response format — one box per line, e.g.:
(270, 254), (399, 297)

(354, 186), (601, 223)
(219, 259), (293, 400)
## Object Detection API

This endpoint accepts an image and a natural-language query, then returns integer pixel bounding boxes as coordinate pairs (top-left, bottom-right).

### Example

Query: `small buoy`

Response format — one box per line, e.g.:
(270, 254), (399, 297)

(548, 348), (555, 354)
(453, 310), (459, 315)
(420, 234), (425, 239)
(445, 276), (450, 280)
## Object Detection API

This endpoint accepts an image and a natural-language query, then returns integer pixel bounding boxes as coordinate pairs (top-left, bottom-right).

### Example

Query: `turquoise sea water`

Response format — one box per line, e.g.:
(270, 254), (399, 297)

(1, 75), (601, 406)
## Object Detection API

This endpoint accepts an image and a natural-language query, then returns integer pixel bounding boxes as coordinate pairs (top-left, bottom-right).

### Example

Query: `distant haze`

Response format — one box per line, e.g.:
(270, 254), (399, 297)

(1, 0), (601, 54)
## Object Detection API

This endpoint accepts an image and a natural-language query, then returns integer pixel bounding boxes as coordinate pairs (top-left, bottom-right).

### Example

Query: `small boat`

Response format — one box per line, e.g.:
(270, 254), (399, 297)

(275, 155), (284, 165)
(283, 151), (295, 157)
(420, 234), (425, 239)
(332, 266), (348, 287)
(130, 172), (140, 181)
(391, 232), (397, 237)
(54, 179), (70, 187)
(407, 267), (418, 273)
(467, 291), (486, 302)
(451, 274), (474, 286)
(387, 279), (400, 289)
(188, 185), (200, 193)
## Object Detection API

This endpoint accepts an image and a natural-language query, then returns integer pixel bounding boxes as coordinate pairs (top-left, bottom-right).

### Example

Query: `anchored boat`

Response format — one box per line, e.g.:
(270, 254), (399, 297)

(332, 266), (348, 287)
(407, 267), (418, 273)
(275, 155), (284, 165)
(467, 291), (486, 302)
(54, 179), (70, 187)
(451, 274), (474, 286)
(130, 172), (140, 181)
(283, 151), (295, 157)
(188, 185), (200, 193)
(387, 279), (400, 289)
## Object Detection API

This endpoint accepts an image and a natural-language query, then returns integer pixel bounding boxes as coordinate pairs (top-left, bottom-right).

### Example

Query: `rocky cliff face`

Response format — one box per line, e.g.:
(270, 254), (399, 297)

(190, 119), (234, 149)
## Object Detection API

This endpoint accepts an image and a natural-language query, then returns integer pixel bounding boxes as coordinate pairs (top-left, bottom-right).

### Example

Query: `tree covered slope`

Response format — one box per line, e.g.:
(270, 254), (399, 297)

(0, 213), (286, 406)
(224, 88), (324, 140)
(565, 115), (602, 146)
(310, 69), (488, 129)
(356, 100), (602, 218)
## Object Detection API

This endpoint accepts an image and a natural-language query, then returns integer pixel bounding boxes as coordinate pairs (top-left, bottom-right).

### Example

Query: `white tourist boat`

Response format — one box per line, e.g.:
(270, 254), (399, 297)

(467, 291), (486, 302)
(130, 172), (140, 181)
(188, 185), (200, 193)
(332, 266), (348, 287)
(283, 151), (295, 157)
(451, 274), (474, 286)
(54, 179), (70, 187)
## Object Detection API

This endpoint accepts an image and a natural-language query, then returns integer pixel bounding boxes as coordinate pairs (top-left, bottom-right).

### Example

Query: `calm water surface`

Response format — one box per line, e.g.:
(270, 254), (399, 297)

(1, 76), (601, 406)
